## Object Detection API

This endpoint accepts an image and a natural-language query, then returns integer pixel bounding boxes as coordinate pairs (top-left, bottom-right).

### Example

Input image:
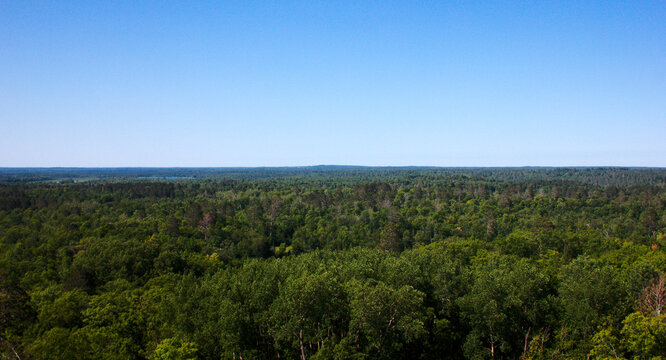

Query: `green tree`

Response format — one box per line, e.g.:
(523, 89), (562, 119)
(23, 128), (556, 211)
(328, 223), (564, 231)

(458, 255), (555, 359)
(559, 256), (626, 348)
(347, 279), (427, 359)
(267, 271), (346, 360)
(621, 312), (666, 360)
(151, 338), (197, 360)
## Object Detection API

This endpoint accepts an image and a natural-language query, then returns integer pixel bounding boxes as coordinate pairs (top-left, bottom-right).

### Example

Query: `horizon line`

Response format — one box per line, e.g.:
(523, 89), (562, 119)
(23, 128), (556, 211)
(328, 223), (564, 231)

(1, 165), (665, 170)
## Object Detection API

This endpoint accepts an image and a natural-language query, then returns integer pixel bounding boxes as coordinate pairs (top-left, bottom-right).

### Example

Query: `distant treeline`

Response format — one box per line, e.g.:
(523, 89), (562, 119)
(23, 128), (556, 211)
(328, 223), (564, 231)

(0, 168), (664, 359)
(1, 166), (665, 186)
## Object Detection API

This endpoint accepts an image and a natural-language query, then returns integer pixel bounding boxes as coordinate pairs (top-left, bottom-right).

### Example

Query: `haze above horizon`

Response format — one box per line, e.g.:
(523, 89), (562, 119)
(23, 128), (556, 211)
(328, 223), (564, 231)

(1, 1), (664, 167)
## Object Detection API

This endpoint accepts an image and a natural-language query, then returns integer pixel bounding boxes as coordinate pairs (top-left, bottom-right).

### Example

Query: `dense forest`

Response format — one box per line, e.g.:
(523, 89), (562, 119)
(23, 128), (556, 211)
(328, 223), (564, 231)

(1, 167), (664, 359)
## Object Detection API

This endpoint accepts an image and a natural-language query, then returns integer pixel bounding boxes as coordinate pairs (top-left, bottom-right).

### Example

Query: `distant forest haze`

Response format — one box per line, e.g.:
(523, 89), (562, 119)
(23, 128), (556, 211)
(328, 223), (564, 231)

(0, 167), (665, 359)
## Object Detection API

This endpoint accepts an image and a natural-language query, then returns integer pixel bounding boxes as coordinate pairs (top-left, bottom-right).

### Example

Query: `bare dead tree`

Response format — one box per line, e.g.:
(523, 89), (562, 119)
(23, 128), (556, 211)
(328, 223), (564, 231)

(639, 273), (666, 317)
(267, 196), (281, 239)
(199, 213), (214, 241)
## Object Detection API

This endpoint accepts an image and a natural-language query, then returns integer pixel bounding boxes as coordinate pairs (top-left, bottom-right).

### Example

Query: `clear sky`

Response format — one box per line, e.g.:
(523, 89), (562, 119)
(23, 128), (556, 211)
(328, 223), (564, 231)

(1, 1), (664, 167)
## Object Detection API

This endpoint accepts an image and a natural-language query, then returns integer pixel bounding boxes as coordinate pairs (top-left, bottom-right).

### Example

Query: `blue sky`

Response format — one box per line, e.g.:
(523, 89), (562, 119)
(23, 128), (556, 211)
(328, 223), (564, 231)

(1, 1), (664, 167)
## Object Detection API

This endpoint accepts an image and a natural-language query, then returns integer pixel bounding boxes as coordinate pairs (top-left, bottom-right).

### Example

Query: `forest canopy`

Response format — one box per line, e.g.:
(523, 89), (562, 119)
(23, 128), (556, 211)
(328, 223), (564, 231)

(0, 167), (664, 359)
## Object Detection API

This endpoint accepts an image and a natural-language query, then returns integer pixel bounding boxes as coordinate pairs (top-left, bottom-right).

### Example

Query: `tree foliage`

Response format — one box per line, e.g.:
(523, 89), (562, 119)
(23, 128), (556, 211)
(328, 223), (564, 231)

(0, 168), (664, 359)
